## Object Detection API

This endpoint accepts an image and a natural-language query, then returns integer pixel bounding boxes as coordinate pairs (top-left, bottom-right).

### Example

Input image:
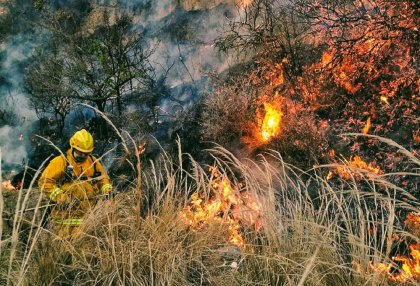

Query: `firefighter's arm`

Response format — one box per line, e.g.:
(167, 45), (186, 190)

(95, 160), (113, 195)
(38, 156), (70, 203)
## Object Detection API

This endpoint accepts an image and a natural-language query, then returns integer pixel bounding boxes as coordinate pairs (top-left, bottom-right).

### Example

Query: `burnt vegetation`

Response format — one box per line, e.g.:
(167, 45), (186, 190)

(202, 0), (418, 193)
(0, 0), (419, 285)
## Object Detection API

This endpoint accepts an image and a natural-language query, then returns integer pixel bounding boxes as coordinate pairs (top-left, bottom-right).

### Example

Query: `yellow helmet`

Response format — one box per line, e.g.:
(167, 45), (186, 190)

(69, 129), (94, 153)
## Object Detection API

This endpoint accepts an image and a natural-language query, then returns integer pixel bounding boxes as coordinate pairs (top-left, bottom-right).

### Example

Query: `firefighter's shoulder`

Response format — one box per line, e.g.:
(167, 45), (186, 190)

(47, 154), (67, 167)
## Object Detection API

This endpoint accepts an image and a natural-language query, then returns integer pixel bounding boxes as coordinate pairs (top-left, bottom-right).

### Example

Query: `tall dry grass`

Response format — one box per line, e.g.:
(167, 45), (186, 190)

(0, 136), (418, 285)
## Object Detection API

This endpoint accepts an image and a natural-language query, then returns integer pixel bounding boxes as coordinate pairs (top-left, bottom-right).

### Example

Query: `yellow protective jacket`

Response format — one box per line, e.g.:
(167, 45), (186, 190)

(38, 149), (112, 225)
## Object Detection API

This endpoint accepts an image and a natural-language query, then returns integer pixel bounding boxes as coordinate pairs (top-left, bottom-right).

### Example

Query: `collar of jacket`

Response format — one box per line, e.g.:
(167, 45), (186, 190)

(66, 149), (93, 167)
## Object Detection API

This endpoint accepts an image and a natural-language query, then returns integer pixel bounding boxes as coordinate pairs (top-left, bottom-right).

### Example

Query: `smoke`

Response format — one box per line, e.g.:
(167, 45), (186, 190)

(0, 125), (27, 165)
(147, 0), (177, 21)
(0, 33), (40, 166)
(137, 1), (238, 111)
(0, 0), (247, 168)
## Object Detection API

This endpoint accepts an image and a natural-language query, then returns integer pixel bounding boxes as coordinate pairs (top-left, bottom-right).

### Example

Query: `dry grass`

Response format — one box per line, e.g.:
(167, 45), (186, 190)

(0, 137), (418, 285)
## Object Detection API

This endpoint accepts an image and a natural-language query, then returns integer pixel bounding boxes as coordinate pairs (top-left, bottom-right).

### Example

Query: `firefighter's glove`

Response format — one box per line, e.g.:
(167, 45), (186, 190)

(100, 184), (114, 200)
(55, 193), (70, 204)
(53, 192), (73, 210)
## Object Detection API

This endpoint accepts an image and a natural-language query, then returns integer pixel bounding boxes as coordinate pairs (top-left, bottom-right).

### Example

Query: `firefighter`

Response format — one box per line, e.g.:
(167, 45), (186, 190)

(38, 129), (113, 238)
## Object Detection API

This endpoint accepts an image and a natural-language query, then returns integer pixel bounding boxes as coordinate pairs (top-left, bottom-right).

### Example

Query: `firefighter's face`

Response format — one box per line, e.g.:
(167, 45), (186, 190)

(72, 149), (90, 163)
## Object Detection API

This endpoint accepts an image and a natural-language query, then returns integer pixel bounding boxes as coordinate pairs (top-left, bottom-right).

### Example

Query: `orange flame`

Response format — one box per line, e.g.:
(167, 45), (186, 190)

(339, 155), (382, 179)
(392, 243), (420, 282)
(321, 50), (334, 68)
(181, 167), (262, 247)
(1, 180), (16, 191)
(369, 213), (420, 282)
(260, 103), (283, 142)
(328, 155), (382, 180)
(361, 117), (371, 134)
(317, 49), (362, 94)
(238, 0), (253, 8)
(380, 96), (390, 105)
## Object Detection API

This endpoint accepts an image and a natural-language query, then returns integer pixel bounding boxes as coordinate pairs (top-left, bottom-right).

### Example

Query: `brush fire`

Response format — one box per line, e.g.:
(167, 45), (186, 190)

(327, 155), (382, 181)
(260, 103), (283, 142)
(0, 0), (418, 284)
(369, 212), (420, 282)
(255, 96), (283, 143)
(181, 167), (262, 248)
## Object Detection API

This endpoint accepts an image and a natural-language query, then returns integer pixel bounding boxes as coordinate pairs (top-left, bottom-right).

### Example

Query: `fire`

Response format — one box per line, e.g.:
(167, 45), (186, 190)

(238, 0), (253, 8)
(1, 180), (16, 191)
(369, 213), (420, 282)
(321, 50), (334, 68)
(380, 96), (390, 105)
(181, 167), (262, 247)
(337, 155), (382, 180)
(260, 102), (283, 142)
(361, 117), (371, 134)
(392, 243), (420, 282)
(328, 155), (382, 180)
(369, 244), (420, 282)
(316, 49), (362, 94)
(405, 212), (420, 238)
(369, 261), (392, 276)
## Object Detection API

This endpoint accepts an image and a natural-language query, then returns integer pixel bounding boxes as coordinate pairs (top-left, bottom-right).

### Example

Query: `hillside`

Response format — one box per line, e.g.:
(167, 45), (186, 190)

(0, 0), (419, 285)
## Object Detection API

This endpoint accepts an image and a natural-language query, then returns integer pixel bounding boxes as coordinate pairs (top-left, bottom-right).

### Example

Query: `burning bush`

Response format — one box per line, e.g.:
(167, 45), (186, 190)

(206, 0), (418, 198)
(201, 74), (329, 168)
(264, 108), (329, 167)
(180, 166), (262, 248)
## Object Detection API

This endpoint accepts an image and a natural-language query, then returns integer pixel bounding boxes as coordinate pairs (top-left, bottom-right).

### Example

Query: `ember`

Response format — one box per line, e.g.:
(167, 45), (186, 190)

(405, 212), (420, 237)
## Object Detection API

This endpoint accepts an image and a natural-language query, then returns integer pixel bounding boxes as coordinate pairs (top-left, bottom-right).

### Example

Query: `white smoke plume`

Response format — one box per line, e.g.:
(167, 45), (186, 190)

(0, 0), (247, 168)
(0, 33), (38, 166)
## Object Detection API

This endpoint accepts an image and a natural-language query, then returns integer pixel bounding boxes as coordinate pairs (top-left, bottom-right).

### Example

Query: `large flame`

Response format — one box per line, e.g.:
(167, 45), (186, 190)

(181, 167), (262, 247)
(260, 102), (283, 142)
